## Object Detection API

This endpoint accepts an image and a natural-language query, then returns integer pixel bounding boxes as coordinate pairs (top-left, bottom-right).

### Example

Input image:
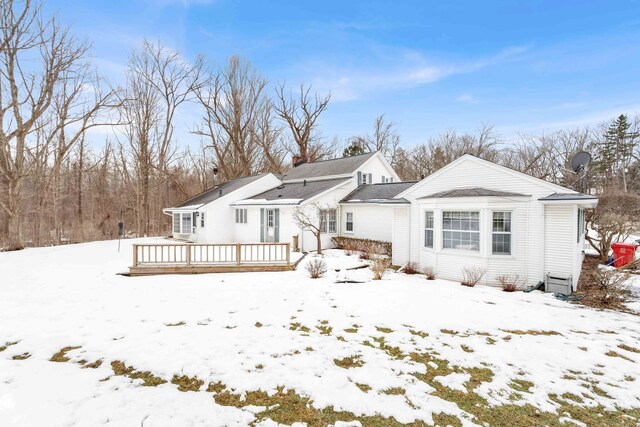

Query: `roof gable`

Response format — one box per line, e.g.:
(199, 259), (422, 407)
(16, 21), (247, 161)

(398, 154), (580, 200)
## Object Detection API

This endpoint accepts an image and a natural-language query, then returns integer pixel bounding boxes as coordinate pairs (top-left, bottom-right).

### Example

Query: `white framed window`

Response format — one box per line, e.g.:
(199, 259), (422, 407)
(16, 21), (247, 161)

(173, 213), (180, 233)
(346, 212), (354, 232)
(320, 209), (337, 233)
(266, 209), (274, 227)
(181, 213), (192, 234)
(577, 208), (585, 243)
(201, 213), (205, 227)
(192, 212), (197, 233)
(492, 211), (512, 255)
(442, 211), (480, 251)
(235, 208), (248, 224)
(424, 211), (434, 248)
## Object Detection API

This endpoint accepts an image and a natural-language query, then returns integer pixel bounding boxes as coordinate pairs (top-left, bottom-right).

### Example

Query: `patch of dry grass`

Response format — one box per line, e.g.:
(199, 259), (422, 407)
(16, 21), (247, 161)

(334, 355), (364, 369)
(50, 346), (81, 362)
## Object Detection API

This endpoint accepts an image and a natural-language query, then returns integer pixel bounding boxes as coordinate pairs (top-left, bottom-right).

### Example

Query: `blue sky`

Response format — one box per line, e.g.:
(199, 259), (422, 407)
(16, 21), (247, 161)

(45, 0), (640, 148)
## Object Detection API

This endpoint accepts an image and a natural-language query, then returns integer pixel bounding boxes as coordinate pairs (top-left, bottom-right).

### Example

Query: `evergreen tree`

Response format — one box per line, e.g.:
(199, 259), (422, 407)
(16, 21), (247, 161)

(597, 114), (638, 192)
(343, 138), (366, 157)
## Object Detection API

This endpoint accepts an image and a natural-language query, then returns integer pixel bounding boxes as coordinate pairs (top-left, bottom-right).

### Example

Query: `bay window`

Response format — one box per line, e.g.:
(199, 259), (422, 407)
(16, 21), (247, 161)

(492, 211), (511, 255)
(442, 211), (480, 251)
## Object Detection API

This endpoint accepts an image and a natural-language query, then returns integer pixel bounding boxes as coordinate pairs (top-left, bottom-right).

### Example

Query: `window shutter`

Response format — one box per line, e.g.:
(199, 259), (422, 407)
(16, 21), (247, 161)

(260, 208), (265, 242)
(357, 171), (362, 185)
(274, 208), (280, 242)
(368, 173), (372, 184)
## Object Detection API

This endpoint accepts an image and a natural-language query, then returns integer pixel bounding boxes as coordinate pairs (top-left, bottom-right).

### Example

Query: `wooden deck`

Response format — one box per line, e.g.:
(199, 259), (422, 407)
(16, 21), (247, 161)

(129, 242), (297, 276)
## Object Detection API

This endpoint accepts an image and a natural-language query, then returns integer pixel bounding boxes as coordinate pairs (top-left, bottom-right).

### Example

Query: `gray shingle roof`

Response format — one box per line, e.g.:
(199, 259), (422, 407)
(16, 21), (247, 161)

(538, 192), (598, 201)
(174, 174), (268, 208)
(241, 178), (350, 205)
(341, 181), (417, 204)
(281, 152), (377, 182)
(419, 187), (528, 199)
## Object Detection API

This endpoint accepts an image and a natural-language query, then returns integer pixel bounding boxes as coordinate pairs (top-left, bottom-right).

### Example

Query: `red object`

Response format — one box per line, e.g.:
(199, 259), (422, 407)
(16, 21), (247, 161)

(611, 242), (638, 267)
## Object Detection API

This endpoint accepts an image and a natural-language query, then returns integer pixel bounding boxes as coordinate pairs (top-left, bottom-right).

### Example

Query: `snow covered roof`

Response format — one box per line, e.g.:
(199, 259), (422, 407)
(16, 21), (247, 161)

(238, 178), (350, 205)
(419, 187), (529, 199)
(340, 181), (417, 204)
(281, 152), (376, 182)
(171, 174), (269, 209)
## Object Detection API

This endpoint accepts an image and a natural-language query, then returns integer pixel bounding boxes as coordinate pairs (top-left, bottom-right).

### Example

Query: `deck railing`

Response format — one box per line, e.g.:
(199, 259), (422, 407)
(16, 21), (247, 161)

(132, 243), (291, 267)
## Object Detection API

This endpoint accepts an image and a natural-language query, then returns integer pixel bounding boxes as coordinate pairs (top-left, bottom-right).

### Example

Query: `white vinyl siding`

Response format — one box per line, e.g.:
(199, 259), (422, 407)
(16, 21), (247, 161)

(442, 211), (480, 251)
(492, 211), (512, 255)
(424, 211), (434, 248)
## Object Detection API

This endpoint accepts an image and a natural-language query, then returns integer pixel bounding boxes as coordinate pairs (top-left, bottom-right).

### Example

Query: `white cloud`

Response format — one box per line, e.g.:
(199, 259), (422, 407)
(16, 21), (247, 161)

(304, 45), (530, 102)
(456, 94), (479, 104)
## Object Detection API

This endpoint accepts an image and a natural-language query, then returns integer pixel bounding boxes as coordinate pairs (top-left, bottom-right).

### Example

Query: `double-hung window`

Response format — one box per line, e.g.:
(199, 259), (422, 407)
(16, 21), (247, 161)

(442, 211), (480, 251)
(181, 213), (192, 235)
(577, 208), (585, 243)
(492, 211), (512, 255)
(235, 208), (248, 224)
(201, 213), (205, 227)
(173, 213), (180, 233)
(192, 212), (197, 233)
(320, 209), (337, 233)
(345, 212), (354, 232)
(424, 211), (434, 248)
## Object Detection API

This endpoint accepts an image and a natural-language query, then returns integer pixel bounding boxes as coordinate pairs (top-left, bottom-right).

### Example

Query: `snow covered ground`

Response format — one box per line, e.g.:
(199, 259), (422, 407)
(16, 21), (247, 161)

(1, 238), (639, 426)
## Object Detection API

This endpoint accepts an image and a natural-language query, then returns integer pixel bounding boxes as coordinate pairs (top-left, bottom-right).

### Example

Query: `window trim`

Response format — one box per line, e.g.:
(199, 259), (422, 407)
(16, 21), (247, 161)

(173, 213), (180, 234)
(319, 209), (337, 234)
(235, 208), (248, 224)
(345, 212), (354, 233)
(442, 211), (480, 252)
(201, 212), (205, 227)
(424, 210), (434, 248)
(491, 211), (512, 256)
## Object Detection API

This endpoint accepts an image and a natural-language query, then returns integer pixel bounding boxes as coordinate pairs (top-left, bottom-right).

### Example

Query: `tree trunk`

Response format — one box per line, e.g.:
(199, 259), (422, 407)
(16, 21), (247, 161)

(316, 232), (322, 255)
(6, 179), (23, 250)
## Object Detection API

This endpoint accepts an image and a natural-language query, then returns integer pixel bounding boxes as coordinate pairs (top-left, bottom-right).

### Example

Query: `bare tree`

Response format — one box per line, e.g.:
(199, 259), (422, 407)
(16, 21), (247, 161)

(194, 56), (268, 180)
(292, 202), (325, 254)
(274, 83), (331, 163)
(349, 114), (401, 165)
(585, 189), (640, 262)
(0, 0), (96, 249)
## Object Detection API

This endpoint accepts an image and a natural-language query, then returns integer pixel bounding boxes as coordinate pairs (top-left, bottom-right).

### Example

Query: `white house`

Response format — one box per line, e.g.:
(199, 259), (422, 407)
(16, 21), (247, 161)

(165, 152), (400, 252)
(164, 152), (597, 292)
(390, 154), (598, 290)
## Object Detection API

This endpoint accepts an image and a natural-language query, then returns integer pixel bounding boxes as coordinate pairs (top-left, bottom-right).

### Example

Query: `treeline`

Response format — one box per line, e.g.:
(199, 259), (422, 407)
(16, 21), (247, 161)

(1, 0), (638, 250)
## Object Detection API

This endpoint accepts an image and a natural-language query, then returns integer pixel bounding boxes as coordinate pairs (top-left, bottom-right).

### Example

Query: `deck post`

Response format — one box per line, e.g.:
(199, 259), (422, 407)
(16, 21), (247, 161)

(133, 245), (138, 267)
(286, 243), (290, 265)
(185, 244), (191, 266)
(236, 243), (242, 265)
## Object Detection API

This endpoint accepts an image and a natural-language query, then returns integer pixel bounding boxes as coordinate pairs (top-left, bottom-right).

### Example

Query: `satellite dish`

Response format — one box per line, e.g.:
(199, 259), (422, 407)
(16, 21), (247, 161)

(570, 151), (591, 173)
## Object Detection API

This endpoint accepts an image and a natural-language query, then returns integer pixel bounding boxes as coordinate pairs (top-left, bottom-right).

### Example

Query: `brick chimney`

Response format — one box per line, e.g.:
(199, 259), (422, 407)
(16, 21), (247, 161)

(292, 155), (306, 167)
